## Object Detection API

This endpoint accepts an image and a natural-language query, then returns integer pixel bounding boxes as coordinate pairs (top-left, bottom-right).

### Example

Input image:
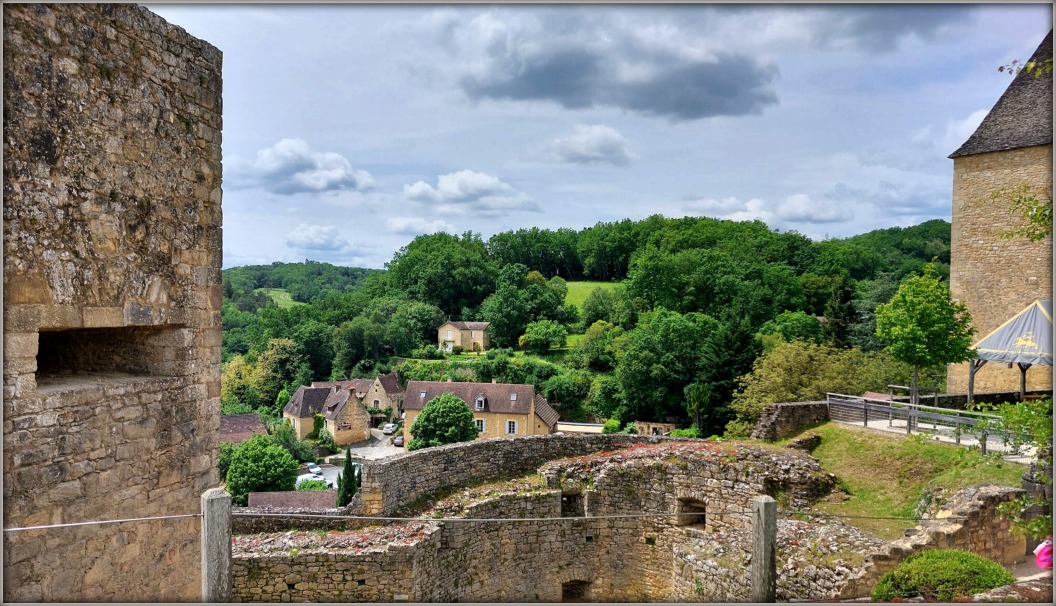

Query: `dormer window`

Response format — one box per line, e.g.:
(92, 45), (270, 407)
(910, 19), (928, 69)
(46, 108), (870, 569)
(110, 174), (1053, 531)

(475, 396), (485, 410)
(420, 391), (427, 399)
(510, 393), (517, 401)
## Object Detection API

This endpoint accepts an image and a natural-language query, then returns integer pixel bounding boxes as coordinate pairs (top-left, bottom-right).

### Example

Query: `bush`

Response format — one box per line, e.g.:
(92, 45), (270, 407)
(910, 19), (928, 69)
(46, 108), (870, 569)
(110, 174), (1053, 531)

(621, 422), (639, 435)
(226, 434), (299, 506)
(315, 428), (336, 452)
(411, 345), (445, 360)
(870, 549), (1015, 602)
(218, 441), (236, 480)
(296, 479), (330, 491)
(408, 393), (478, 451)
(669, 427), (699, 438)
(602, 419), (621, 434)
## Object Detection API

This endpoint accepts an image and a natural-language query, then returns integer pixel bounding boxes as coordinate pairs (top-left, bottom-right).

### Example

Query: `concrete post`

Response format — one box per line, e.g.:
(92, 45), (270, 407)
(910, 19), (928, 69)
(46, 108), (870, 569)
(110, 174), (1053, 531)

(751, 495), (777, 603)
(201, 488), (232, 603)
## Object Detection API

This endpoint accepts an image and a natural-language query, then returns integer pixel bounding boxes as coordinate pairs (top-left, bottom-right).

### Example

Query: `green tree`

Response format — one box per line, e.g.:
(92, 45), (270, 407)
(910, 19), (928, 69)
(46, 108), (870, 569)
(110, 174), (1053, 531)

(601, 418), (621, 434)
(875, 264), (974, 404)
(725, 340), (911, 437)
(218, 441), (236, 481)
(385, 231), (497, 315)
(255, 338), (309, 415)
(994, 184), (1053, 242)
(296, 479), (330, 491)
(573, 320), (625, 371)
(407, 393), (479, 451)
(756, 311), (826, 348)
(336, 449), (359, 507)
(226, 434), (299, 506)
(269, 420), (316, 463)
(518, 320), (568, 353)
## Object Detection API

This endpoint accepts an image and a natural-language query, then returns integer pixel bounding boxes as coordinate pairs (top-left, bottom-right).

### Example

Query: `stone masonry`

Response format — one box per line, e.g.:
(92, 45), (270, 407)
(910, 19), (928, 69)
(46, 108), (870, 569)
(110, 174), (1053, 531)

(230, 437), (1032, 603)
(3, 4), (222, 601)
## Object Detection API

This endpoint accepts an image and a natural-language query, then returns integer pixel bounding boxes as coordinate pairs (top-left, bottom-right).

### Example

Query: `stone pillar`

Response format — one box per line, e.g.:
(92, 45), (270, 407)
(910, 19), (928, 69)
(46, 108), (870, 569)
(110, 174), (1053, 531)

(751, 495), (776, 603)
(201, 488), (232, 603)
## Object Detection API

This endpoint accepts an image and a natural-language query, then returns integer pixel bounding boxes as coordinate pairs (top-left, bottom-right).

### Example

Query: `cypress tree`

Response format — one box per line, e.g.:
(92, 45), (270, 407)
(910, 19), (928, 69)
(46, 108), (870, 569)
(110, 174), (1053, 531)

(337, 448), (357, 507)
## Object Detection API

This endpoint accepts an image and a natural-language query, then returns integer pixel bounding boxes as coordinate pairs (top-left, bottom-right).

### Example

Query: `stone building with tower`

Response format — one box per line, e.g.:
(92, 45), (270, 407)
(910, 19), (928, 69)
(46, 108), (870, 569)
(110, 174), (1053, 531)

(947, 31), (1053, 395)
(3, 4), (223, 601)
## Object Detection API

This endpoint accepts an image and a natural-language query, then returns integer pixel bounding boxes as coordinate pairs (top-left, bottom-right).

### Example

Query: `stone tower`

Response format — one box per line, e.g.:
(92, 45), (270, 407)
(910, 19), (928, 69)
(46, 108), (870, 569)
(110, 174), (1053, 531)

(3, 4), (222, 601)
(947, 31), (1053, 395)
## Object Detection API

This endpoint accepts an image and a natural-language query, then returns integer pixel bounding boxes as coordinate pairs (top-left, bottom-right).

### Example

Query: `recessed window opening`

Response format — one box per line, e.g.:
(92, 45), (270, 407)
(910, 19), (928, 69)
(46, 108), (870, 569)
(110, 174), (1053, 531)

(475, 396), (485, 410)
(562, 581), (591, 602)
(561, 493), (584, 517)
(36, 326), (178, 386)
(676, 497), (707, 528)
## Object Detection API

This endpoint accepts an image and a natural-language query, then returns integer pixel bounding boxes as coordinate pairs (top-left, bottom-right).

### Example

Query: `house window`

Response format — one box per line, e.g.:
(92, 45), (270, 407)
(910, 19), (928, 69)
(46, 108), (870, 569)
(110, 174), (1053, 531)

(475, 396), (485, 410)
(447, 330), (452, 339)
(420, 391), (427, 399)
(510, 393), (517, 401)
(506, 420), (517, 434)
(373, 399), (380, 407)
(475, 419), (485, 433)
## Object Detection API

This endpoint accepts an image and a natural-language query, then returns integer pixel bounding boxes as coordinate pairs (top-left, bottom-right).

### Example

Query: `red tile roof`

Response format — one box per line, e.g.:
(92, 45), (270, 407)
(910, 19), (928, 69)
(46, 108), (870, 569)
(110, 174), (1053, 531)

(248, 490), (337, 509)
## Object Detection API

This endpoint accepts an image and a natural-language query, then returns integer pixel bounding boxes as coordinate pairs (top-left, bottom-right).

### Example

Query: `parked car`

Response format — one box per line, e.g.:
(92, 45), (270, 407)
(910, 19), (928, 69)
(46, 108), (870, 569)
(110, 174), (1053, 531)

(296, 473), (324, 486)
(304, 462), (322, 475)
(381, 423), (398, 435)
(392, 434), (405, 447)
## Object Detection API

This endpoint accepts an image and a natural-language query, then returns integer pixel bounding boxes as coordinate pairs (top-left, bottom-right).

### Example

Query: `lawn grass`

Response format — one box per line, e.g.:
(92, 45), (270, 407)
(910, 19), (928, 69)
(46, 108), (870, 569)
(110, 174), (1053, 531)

(779, 422), (1027, 540)
(565, 281), (620, 309)
(255, 287), (305, 309)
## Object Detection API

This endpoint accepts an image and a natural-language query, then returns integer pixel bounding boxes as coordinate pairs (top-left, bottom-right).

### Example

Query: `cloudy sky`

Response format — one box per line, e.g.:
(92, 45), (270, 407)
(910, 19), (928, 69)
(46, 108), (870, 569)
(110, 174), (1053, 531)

(146, 3), (1052, 270)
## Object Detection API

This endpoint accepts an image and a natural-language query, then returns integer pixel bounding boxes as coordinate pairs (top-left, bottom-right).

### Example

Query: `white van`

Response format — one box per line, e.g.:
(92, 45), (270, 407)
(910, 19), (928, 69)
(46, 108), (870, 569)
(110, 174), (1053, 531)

(296, 473), (325, 487)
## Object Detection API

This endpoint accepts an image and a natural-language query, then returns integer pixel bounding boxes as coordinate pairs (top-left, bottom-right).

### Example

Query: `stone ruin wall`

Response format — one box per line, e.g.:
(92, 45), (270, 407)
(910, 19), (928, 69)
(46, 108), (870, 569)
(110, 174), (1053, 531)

(948, 145), (1053, 394)
(3, 4), (222, 602)
(232, 437), (847, 602)
(231, 436), (1033, 603)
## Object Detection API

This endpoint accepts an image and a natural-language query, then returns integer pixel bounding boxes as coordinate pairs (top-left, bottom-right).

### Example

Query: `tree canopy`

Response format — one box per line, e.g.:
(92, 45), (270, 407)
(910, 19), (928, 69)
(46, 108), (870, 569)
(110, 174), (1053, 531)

(408, 393), (479, 451)
(225, 434), (299, 506)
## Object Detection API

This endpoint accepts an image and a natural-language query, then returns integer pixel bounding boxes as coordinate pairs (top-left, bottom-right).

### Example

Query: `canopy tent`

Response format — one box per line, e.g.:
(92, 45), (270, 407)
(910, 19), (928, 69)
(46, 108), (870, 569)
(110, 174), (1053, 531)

(967, 299), (1053, 402)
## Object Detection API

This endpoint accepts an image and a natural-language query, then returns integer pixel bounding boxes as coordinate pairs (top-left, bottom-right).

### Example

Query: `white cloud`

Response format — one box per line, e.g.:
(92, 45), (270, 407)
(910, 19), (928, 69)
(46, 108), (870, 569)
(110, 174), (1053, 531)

(775, 193), (853, 223)
(230, 138), (375, 195)
(284, 224), (357, 254)
(386, 217), (456, 235)
(403, 169), (539, 216)
(725, 198), (775, 223)
(545, 124), (634, 166)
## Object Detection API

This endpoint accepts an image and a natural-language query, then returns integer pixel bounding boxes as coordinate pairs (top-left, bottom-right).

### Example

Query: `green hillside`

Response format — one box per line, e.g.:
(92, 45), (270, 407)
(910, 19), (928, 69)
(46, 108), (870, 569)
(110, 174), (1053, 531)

(566, 281), (620, 309)
(255, 288), (305, 309)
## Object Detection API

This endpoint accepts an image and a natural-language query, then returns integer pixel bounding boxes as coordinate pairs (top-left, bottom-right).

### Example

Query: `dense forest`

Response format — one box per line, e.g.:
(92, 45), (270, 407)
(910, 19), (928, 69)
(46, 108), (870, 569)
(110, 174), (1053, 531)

(220, 214), (949, 437)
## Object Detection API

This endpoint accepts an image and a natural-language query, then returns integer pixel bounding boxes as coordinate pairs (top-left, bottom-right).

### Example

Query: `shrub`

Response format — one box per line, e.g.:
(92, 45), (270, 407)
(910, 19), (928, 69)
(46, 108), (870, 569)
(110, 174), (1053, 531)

(621, 422), (639, 435)
(315, 428), (336, 453)
(408, 393), (478, 450)
(602, 419), (621, 434)
(296, 479), (330, 491)
(411, 345), (444, 360)
(870, 549), (1015, 602)
(226, 434), (299, 506)
(218, 441), (236, 480)
(669, 427), (699, 438)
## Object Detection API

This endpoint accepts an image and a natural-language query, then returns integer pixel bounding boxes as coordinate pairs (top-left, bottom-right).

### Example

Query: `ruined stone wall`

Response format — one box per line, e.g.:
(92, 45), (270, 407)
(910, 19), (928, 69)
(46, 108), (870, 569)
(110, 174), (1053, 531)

(751, 401), (830, 442)
(233, 440), (840, 602)
(948, 145), (1053, 394)
(839, 485), (1029, 599)
(3, 4), (222, 601)
(356, 433), (670, 514)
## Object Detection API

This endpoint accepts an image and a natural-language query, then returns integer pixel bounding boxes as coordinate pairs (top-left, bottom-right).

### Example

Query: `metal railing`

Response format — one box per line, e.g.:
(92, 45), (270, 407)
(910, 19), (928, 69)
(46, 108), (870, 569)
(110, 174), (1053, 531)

(826, 393), (1015, 455)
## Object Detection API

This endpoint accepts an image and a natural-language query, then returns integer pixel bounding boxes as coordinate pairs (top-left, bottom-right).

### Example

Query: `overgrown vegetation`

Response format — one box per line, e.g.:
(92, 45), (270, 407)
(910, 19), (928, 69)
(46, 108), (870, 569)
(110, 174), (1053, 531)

(219, 216), (952, 431)
(788, 423), (1025, 539)
(870, 549), (1015, 601)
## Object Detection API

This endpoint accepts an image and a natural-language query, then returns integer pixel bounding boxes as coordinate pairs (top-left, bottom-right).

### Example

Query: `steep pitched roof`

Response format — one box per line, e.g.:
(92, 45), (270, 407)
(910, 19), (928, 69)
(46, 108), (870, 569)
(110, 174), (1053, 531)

(950, 30), (1053, 158)
(533, 395), (560, 430)
(283, 385), (333, 418)
(446, 321), (490, 331)
(313, 379), (373, 395)
(404, 380), (535, 414)
(320, 388), (352, 421)
(378, 372), (405, 395)
(219, 413), (268, 444)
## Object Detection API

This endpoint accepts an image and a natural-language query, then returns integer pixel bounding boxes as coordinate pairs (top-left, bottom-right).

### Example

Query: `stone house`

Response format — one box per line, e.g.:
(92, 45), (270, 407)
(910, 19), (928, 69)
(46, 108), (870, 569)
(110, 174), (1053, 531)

(438, 321), (491, 352)
(362, 372), (405, 423)
(947, 30), (1053, 395)
(283, 384), (370, 445)
(403, 380), (559, 444)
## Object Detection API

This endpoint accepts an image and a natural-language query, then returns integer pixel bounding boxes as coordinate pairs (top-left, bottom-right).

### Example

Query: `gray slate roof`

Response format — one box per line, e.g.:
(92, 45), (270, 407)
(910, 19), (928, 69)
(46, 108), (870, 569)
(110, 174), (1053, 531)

(446, 321), (490, 331)
(533, 395), (560, 430)
(950, 30), (1052, 158)
(283, 385), (333, 418)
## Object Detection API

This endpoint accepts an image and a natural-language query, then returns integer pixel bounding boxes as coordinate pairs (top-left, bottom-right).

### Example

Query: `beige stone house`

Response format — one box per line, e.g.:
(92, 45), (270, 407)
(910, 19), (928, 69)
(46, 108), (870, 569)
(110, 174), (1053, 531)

(947, 30), (1053, 395)
(363, 372), (406, 422)
(403, 380), (559, 444)
(283, 384), (370, 445)
(438, 321), (491, 352)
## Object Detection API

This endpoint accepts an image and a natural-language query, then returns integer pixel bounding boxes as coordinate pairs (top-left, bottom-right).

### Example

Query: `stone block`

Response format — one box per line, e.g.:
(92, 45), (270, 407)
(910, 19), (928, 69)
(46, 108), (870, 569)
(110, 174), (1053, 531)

(82, 307), (125, 328)
(4, 273), (52, 305)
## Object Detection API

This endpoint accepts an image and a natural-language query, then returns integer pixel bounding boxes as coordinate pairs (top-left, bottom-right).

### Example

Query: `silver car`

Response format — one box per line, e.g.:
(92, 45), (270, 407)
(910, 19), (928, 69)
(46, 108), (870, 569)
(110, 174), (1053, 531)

(381, 423), (398, 435)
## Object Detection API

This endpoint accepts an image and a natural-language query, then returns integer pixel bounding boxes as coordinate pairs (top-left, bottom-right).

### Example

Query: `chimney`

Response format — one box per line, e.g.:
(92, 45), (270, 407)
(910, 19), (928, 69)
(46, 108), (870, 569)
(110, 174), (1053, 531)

(447, 377), (453, 382)
(492, 379), (496, 383)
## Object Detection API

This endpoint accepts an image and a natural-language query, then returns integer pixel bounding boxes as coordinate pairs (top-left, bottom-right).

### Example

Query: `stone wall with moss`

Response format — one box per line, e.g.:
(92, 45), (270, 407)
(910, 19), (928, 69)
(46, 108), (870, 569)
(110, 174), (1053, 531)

(3, 4), (222, 601)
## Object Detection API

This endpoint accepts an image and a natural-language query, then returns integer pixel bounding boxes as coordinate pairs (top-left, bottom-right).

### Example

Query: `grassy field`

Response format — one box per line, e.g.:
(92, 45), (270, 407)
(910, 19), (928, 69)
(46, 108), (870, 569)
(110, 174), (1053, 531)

(777, 422), (1027, 539)
(254, 287), (305, 309)
(565, 281), (620, 309)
